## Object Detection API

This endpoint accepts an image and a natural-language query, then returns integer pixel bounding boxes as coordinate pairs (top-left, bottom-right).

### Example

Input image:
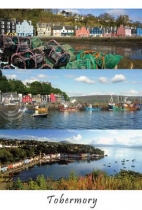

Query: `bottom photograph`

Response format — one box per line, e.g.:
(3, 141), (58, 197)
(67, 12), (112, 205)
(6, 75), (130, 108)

(0, 129), (142, 190)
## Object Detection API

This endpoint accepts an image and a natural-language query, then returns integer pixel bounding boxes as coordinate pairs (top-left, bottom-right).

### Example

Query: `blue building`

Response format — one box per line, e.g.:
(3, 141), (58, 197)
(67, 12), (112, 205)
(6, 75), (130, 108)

(16, 20), (34, 37)
(136, 26), (142, 36)
(90, 27), (102, 37)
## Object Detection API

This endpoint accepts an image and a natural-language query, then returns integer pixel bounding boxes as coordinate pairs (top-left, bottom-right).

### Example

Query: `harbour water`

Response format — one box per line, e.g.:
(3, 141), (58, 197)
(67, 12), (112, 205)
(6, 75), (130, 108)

(13, 146), (142, 182)
(0, 109), (142, 129)
(71, 43), (142, 60)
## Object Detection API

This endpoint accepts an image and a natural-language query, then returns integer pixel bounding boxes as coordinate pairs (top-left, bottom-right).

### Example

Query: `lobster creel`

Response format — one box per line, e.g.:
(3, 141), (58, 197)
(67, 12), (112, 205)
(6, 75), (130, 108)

(11, 51), (36, 69)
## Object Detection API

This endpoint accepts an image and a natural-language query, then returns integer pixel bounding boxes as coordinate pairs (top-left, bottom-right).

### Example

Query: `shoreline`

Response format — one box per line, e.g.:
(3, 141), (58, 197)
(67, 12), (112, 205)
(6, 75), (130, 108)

(41, 36), (142, 47)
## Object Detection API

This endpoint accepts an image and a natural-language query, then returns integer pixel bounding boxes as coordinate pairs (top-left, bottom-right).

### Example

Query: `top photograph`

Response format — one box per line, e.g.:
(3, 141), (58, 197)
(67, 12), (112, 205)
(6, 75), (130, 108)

(0, 8), (142, 69)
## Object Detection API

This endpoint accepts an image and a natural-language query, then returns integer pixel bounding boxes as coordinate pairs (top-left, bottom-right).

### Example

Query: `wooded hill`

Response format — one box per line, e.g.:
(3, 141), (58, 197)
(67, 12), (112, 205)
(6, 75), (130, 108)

(0, 9), (142, 29)
(0, 138), (104, 164)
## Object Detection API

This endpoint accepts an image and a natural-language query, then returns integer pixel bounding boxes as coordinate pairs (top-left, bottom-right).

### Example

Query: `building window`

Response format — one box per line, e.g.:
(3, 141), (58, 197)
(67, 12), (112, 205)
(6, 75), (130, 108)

(12, 26), (15, 29)
(12, 23), (15, 26)
(1, 29), (4, 33)
(1, 21), (4, 24)
(7, 30), (10, 32)
(7, 22), (10, 25)
(7, 25), (10, 29)
(1, 25), (4, 28)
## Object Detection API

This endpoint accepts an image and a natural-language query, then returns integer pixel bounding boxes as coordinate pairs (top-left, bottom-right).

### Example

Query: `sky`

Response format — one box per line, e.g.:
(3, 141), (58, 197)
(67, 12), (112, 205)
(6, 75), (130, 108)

(61, 9), (142, 22)
(2, 69), (142, 97)
(0, 130), (142, 146)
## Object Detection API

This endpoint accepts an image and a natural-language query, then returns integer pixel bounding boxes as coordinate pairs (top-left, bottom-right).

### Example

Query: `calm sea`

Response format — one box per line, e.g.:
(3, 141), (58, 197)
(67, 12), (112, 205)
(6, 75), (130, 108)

(13, 146), (142, 182)
(0, 110), (142, 129)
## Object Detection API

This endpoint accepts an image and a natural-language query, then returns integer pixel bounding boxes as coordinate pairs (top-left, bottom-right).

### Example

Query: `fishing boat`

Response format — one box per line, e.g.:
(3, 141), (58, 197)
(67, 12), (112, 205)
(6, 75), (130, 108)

(59, 103), (79, 112)
(31, 105), (48, 117)
(85, 104), (101, 111)
(108, 95), (115, 111)
(60, 106), (79, 112)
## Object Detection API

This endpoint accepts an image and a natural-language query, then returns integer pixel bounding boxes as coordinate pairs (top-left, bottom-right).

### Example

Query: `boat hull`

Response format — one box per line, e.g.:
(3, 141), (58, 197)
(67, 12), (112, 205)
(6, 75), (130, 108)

(85, 107), (101, 111)
(60, 108), (79, 112)
(31, 113), (48, 117)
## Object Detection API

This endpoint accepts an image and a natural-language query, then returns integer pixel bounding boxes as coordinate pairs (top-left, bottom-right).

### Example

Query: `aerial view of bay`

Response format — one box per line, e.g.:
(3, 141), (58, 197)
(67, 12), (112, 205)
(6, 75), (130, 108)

(0, 129), (142, 190)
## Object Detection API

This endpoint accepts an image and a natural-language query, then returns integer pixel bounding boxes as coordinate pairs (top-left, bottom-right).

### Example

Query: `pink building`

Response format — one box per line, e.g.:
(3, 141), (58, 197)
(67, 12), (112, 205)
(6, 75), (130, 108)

(117, 25), (131, 37)
(50, 93), (56, 102)
(75, 27), (89, 37)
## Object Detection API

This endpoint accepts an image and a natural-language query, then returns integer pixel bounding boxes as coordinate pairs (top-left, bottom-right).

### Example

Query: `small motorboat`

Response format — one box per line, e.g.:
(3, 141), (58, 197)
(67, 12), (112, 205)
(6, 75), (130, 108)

(31, 113), (48, 117)
(31, 105), (48, 117)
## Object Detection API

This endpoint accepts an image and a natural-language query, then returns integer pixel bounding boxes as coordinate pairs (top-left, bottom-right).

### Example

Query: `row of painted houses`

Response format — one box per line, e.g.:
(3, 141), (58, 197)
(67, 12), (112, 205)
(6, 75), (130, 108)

(1, 18), (142, 37)
(0, 152), (102, 172)
(0, 18), (33, 36)
(0, 92), (65, 104)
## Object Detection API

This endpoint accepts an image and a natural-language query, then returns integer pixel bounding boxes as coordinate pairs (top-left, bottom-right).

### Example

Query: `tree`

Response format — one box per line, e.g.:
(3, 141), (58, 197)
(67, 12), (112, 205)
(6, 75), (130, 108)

(27, 81), (43, 95)
(98, 13), (115, 23)
(0, 70), (2, 77)
(8, 79), (27, 94)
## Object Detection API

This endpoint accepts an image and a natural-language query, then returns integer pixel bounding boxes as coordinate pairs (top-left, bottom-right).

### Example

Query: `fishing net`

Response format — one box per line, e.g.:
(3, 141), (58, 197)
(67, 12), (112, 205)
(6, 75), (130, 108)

(61, 44), (76, 62)
(30, 37), (44, 50)
(63, 59), (92, 69)
(104, 54), (123, 69)
(75, 50), (123, 69)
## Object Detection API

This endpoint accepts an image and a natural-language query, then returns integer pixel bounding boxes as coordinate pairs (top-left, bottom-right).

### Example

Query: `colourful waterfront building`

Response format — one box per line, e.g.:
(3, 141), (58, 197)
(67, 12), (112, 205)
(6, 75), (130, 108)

(36, 22), (52, 37)
(16, 20), (34, 37)
(90, 27), (103, 37)
(75, 26), (89, 37)
(117, 25), (131, 37)
(136, 26), (142, 36)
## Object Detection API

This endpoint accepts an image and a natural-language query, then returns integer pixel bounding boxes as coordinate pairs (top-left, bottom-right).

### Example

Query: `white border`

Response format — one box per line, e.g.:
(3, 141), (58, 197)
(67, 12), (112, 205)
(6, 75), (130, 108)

(0, 190), (142, 210)
(1, 1), (142, 210)
(0, 0), (142, 9)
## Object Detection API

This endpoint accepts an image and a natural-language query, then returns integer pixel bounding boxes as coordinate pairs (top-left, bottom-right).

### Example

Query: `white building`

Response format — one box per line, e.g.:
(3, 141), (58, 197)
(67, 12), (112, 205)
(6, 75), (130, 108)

(16, 20), (34, 37)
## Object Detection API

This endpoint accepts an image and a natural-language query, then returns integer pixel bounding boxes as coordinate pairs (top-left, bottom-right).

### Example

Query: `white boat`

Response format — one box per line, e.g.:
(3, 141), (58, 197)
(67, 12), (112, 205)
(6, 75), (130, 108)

(108, 95), (115, 111)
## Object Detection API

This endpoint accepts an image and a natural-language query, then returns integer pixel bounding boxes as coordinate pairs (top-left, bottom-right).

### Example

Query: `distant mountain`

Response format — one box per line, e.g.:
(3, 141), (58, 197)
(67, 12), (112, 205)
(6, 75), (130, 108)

(69, 95), (142, 103)
(60, 141), (72, 144)
(91, 144), (142, 149)
(91, 144), (130, 148)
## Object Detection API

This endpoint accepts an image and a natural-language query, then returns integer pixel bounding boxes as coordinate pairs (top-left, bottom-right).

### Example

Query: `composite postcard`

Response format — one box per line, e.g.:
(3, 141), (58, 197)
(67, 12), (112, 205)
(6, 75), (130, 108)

(1, 7), (142, 203)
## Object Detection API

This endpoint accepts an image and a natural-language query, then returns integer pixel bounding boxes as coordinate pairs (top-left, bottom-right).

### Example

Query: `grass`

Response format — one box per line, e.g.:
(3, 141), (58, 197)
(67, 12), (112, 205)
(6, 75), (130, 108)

(1, 169), (142, 190)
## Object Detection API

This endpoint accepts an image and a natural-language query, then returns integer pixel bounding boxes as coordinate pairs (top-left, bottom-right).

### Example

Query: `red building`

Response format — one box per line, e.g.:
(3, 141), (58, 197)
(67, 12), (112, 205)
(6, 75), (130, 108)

(22, 95), (32, 103)
(117, 25), (131, 37)
(75, 27), (89, 37)
(50, 93), (56, 102)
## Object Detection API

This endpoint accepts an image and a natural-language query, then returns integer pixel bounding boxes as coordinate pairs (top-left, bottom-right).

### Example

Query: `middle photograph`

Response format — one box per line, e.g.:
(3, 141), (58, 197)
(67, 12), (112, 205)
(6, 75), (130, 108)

(0, 69), (141, 129)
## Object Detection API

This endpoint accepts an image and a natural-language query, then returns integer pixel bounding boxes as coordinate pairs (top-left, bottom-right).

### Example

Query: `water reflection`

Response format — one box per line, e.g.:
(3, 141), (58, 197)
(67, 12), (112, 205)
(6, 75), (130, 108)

(13, 147), (142, 181)
(71, 43), (142, 60)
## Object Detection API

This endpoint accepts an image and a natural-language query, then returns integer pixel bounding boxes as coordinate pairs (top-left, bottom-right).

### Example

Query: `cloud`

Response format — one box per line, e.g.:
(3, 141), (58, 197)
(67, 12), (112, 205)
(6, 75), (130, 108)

(121, 89), (139, 95)
(23, 79), (38, 85)
(66, 134), (82, 143)
(6, 74), (17, 79)
(98, 77), (108, 84)
(75, 76), (94, 84)
(107, 9), (128, 17)
(111, 74), (126, 83)
(38, 74), (48, 79)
